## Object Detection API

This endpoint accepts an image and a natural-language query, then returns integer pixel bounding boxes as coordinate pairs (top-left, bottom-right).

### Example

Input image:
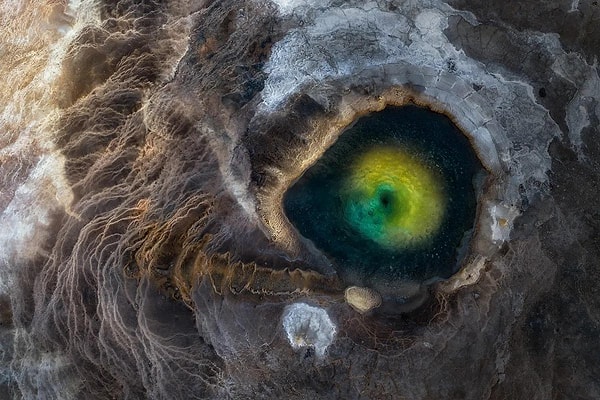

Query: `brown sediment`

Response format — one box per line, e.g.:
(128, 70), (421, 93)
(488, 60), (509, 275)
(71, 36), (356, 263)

(177, 250), (344, 306)
(127, 214), (347, 307)
(39, 0), (317, 319)
(125, 176), (345, 308)
(133, 208), (345, 307)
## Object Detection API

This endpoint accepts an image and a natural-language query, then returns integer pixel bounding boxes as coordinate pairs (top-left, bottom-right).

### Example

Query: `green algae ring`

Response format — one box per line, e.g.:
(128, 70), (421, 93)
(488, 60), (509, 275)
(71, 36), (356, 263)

(341, 146), (446, 249)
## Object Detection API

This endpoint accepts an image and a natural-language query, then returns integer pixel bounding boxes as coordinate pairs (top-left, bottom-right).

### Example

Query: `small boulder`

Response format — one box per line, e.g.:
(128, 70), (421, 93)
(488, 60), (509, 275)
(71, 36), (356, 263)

(344, 286), (382, 314)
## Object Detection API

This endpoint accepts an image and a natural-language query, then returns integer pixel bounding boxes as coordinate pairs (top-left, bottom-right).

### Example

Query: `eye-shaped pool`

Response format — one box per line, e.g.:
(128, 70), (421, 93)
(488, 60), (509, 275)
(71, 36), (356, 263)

(284, 105), (484, 284)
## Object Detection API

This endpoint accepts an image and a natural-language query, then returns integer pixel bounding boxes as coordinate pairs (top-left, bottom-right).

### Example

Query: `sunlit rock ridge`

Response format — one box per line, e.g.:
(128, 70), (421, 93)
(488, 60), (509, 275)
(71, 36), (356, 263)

(0, 0), (598, 399)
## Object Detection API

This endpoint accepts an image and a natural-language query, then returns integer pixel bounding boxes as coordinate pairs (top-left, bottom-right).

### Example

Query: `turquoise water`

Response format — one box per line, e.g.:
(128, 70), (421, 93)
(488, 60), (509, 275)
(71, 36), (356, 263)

(283, 105), (483, 283)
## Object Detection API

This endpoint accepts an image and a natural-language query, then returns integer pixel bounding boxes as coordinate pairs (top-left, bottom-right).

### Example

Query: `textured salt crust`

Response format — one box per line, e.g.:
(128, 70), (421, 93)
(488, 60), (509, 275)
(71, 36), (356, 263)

(0, 155), (72, 285)
(282, 303), (337, 357)
(261, 2), (559, 189)
(272, 0), (330, 16)
(489, 203), (521, 243)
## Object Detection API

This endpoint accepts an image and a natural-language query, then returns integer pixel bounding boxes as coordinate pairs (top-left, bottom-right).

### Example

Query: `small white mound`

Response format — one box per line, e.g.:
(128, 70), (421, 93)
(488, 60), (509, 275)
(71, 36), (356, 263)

(282, 303), (336, 358)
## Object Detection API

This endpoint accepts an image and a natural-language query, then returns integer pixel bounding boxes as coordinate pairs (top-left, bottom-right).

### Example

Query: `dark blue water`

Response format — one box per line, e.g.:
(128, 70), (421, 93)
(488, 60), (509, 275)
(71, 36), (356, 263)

(283, 105), (483, 284)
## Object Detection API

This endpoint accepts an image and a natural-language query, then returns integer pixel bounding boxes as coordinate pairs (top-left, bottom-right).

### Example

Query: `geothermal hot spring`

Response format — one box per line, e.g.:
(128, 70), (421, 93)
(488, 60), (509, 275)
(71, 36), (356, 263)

(1, 0), (599, 399)
(284, 105), (483, 285)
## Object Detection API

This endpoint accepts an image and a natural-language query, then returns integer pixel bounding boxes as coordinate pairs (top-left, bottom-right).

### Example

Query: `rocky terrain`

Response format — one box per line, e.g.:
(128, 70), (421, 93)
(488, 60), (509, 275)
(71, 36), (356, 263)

(0, 0), (598, 398)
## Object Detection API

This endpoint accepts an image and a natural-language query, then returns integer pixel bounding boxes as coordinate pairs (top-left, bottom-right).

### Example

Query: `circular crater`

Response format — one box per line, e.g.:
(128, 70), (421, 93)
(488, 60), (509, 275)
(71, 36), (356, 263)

(283, 105), (484, 286)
